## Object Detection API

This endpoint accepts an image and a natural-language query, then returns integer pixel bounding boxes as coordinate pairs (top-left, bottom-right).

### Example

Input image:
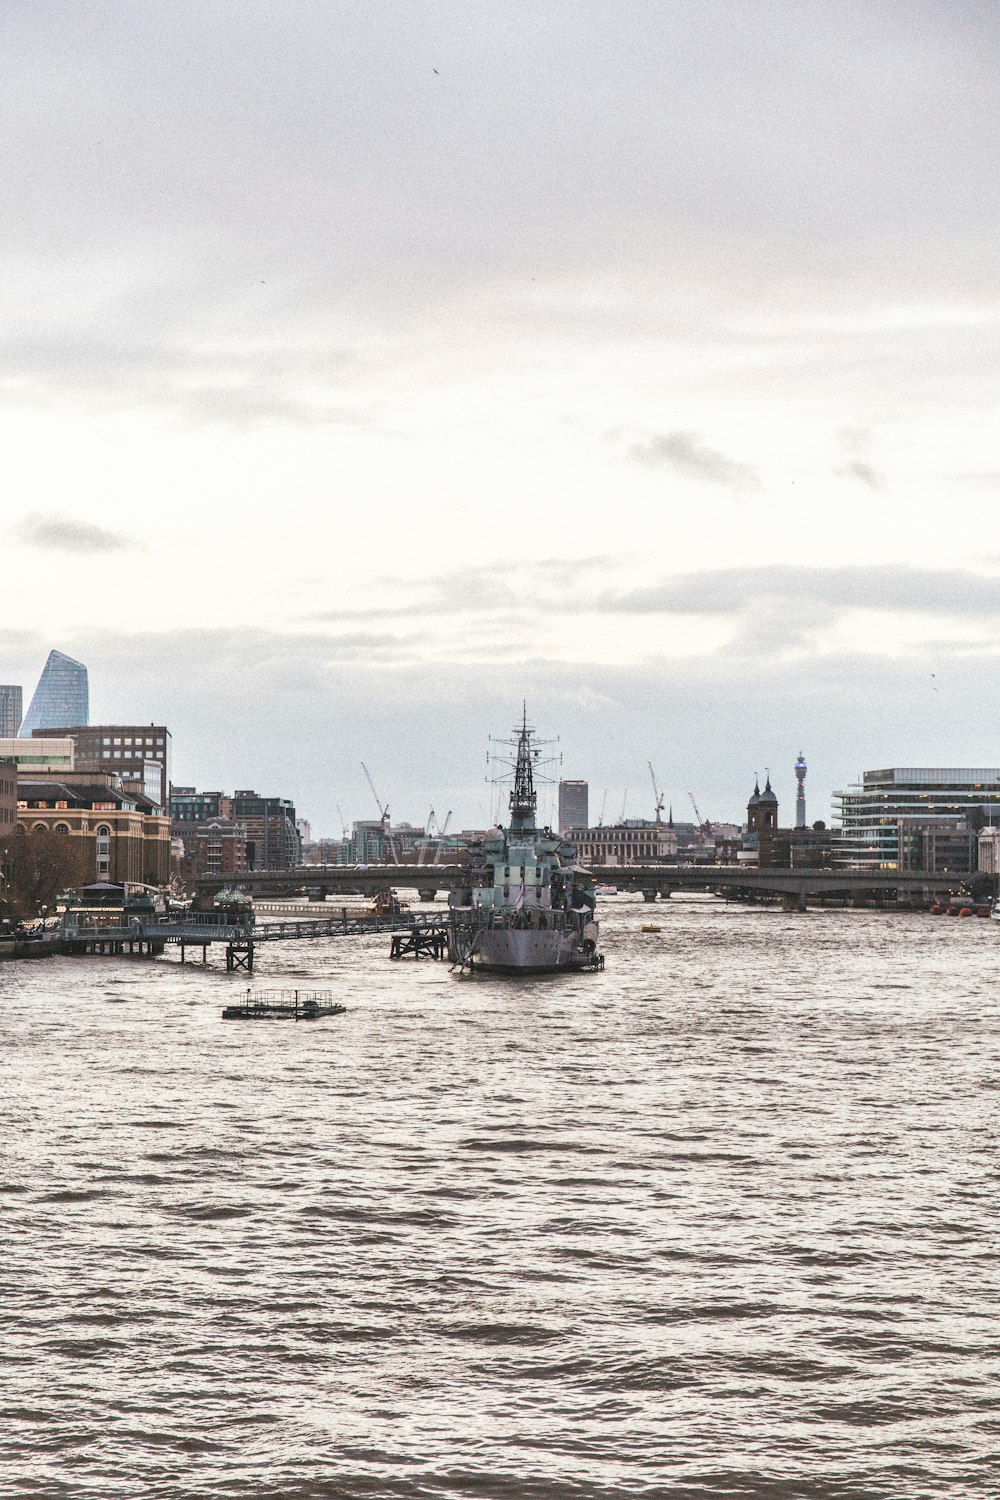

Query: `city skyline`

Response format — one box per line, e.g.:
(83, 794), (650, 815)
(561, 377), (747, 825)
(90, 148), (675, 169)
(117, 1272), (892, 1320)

(2, 5), (998, 831)
(2, 631), (994, 835)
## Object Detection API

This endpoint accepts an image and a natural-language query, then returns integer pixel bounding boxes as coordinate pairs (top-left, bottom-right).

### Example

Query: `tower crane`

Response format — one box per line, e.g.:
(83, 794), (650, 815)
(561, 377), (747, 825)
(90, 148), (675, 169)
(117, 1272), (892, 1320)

(648, 761), (665, 824)
(432, 810), (452, 867)
(336, 803), (349, 839)
(361, 762), (399, 865)
(687, 789), (711, 841)
(417, 807), (435, 867)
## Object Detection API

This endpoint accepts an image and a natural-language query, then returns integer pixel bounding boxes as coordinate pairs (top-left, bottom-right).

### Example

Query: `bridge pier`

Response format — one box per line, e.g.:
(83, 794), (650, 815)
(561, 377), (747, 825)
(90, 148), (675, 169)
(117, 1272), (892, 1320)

(642, 889), (658, 903)
(226, 942), (254, 972)
(782, 893), (808, 913)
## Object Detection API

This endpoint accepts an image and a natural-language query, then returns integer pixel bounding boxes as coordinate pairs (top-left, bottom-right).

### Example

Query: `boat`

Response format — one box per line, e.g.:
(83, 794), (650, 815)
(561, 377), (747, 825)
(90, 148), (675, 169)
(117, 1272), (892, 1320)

(447, 709), (604, 974)
(594, 883), (618, 896)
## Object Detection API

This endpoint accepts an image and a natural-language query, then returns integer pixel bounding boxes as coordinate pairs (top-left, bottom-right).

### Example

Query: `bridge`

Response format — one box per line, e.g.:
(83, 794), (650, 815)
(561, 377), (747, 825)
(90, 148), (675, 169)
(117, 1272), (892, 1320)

(193, 862), (967, 909)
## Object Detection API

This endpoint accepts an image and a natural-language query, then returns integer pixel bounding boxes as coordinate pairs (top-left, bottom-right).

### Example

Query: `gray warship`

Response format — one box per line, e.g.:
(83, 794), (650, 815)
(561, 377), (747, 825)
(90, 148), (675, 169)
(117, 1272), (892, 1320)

(447, 710), (603, 974)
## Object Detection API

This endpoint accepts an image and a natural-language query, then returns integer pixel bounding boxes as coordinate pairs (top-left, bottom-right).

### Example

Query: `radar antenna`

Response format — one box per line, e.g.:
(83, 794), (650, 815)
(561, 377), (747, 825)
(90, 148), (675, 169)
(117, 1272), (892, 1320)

(487, 702), (560, 834)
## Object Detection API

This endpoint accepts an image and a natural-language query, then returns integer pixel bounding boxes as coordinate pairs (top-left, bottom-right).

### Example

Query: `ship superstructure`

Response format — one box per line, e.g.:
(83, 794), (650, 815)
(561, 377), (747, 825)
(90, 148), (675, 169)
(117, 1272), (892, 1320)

(448, 708), (603, 973)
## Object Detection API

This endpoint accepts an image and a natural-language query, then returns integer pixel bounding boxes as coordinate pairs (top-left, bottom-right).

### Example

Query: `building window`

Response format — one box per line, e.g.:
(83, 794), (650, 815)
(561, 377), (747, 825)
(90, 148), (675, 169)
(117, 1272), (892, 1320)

(54, 823), (70, 835)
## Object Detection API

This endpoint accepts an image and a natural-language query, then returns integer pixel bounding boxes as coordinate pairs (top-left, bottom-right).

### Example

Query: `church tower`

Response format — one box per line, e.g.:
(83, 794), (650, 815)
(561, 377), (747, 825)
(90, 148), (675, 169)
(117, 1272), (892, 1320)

(747, 776), (778, 834)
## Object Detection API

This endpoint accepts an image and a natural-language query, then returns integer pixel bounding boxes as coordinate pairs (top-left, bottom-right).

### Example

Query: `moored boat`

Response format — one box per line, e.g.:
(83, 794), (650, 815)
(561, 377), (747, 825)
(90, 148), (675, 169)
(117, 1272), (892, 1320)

(448, 709), (604, 974)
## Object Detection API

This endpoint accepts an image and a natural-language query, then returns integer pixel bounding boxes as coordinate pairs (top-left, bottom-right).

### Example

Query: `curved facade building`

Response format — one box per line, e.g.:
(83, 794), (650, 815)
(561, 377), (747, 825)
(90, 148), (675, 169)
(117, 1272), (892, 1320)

(19, 650), (89, 737)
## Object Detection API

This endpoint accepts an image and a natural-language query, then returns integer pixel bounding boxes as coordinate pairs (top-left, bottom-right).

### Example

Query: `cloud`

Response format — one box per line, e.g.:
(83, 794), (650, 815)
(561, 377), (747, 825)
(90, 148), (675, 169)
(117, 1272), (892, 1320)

(600, 564), (1000, 619)
(836, 459), (885, 489)
(13, 513), (134, 554)
(627, 431), (761, 491)
(0, 333), (373, 427)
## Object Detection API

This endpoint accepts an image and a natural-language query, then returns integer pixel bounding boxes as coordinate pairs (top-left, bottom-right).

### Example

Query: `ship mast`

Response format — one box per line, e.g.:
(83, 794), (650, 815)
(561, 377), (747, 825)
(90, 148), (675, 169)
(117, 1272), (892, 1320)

(509, 703), (537, 832)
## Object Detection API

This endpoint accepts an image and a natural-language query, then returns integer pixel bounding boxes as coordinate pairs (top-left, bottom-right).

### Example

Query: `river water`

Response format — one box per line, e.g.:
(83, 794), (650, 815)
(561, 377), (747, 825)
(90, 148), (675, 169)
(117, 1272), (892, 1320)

(1, 896), (997, 1499)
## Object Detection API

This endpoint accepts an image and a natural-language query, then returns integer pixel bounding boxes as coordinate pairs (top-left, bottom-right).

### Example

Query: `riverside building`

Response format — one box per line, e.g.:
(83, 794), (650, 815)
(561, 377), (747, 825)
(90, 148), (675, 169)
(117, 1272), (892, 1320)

(170, 787), (299, 870)
(574, 819), (679, 866)
(16, 771), (170, 884)
(832, 768), (1000, 869)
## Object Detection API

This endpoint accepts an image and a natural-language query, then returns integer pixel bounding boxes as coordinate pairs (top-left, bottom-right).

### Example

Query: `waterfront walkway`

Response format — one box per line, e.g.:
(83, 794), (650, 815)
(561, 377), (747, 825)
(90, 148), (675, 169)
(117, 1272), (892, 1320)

(51, 911), (448, 972)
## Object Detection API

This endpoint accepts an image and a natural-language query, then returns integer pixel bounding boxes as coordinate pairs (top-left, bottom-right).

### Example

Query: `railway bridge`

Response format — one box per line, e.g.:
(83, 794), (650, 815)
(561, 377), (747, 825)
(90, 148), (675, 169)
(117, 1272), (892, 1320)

(194, 862), (965, 910)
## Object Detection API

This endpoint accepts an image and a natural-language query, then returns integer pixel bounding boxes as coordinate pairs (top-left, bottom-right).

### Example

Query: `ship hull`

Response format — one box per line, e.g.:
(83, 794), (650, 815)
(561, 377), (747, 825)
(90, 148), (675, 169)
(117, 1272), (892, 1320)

(472, 927), (592, 974)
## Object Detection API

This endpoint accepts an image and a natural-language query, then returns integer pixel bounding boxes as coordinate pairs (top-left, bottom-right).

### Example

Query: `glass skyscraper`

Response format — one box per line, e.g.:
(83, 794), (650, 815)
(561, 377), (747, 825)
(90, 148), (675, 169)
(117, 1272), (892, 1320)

(0, 684), (22, 737)
(19, 650), (89, 737)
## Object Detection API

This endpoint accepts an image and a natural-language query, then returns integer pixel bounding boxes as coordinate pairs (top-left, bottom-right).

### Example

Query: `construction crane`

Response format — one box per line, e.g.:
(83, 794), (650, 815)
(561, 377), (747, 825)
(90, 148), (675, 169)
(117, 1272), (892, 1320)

(419, 808), (453, 866)
(417, 807), (435, 867)
(598, 790), (608, 827)
(336, 803), (349, 840)
(687, 789), (711, 840)
(361, 762), (399, 864)
(648, 761), (665, 824)
(432, 810), (452, 867)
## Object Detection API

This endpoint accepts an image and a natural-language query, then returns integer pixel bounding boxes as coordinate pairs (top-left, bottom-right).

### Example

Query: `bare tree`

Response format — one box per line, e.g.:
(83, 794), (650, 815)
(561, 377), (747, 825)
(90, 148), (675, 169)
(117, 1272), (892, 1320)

(0, 831), (88, 920)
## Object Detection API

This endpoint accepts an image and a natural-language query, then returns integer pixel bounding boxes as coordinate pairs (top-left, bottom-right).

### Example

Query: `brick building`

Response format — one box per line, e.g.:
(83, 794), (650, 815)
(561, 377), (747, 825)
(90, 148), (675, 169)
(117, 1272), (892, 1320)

(176, 818), (249, 882)
(16, 772), (171, 885)
(170, 786), (299, 871)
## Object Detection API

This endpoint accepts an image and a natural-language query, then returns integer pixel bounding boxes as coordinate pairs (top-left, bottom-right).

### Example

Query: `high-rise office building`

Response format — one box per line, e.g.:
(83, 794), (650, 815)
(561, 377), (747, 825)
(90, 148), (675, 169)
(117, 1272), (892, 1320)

(232, 789), (299, 869)
(832, 767), (1000, 868)
(35, 723), (171, 808)
(19, 650), (89, 737)
(0, 685), (22, 737)
(558, 779), (589, 834)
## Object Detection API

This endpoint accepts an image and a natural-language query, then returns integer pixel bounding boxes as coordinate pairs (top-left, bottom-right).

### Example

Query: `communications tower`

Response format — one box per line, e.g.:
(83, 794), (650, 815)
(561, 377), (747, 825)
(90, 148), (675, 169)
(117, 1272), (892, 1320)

(794, 751), (807, 829)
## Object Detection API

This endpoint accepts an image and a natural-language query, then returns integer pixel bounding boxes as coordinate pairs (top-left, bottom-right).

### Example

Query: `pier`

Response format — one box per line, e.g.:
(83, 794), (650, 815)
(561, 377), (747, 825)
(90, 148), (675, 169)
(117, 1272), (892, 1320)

(389, 918), (450, 960)
(57, 908), (419, 972)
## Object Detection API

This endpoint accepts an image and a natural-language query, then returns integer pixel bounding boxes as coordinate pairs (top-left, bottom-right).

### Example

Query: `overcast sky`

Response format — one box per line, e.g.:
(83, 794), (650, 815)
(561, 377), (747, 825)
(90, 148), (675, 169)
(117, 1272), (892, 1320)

(3, 2), (999, 832)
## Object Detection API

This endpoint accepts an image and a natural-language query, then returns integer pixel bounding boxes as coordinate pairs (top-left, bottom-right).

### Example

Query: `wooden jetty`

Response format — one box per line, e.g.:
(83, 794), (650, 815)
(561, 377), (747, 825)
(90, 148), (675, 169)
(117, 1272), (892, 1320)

(222, 988), (347, 1021)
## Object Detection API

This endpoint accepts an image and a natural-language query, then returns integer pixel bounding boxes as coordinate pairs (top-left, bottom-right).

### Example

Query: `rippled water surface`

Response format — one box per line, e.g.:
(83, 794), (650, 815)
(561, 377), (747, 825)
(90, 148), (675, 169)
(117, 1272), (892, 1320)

(2, 897), (998, 1499)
